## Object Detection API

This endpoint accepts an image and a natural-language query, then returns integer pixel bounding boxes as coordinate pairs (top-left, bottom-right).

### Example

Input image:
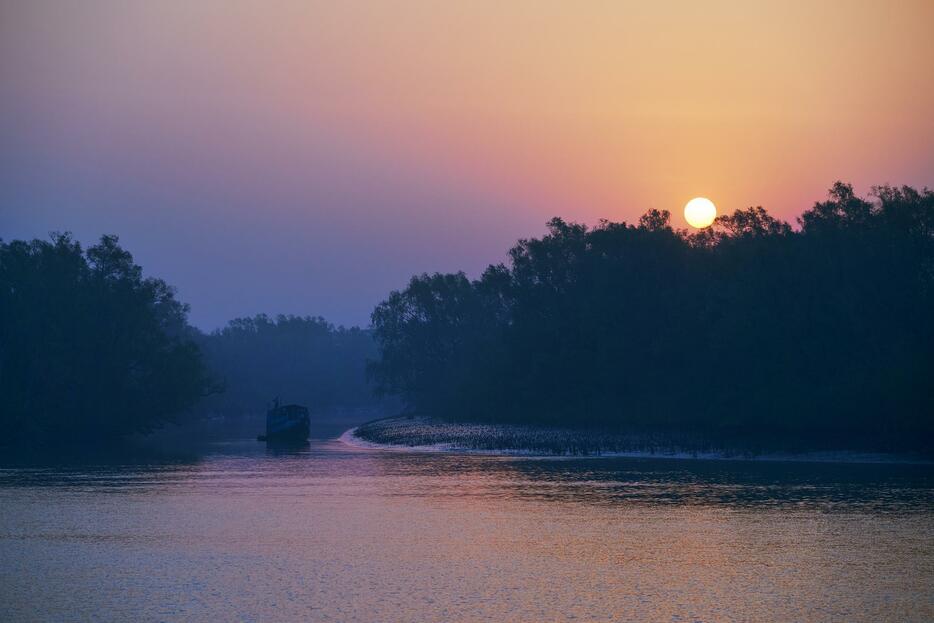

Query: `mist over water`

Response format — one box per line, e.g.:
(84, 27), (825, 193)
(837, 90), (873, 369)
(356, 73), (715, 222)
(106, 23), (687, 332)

(2, 431), (931, 622)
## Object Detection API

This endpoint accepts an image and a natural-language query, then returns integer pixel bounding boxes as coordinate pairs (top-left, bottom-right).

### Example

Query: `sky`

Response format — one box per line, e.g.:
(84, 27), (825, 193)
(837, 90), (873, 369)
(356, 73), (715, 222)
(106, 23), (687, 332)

(2, 1), (933, 329)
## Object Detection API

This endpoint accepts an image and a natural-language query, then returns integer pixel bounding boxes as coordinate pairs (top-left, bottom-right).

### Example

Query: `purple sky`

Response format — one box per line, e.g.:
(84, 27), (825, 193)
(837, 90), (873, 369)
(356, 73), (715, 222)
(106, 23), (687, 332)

(3, 2), (932, 329)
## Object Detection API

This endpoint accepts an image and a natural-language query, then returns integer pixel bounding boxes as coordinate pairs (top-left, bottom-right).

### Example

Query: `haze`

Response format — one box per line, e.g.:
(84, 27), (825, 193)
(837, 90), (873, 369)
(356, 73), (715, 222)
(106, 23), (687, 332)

(2, 1), (932, 328)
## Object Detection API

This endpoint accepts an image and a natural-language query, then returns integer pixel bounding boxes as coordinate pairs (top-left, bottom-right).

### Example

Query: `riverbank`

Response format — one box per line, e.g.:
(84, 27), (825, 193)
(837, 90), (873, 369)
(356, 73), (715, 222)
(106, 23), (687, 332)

(340, 416), (932, 464)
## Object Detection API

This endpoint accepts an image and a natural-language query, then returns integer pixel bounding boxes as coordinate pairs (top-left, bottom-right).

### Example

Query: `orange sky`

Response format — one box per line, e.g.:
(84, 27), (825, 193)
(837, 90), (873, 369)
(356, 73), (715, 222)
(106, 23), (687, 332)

(3, 1), (933, 325)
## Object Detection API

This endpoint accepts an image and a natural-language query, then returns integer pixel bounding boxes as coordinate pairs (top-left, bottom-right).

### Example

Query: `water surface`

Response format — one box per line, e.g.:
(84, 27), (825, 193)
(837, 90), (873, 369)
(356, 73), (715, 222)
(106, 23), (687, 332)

(1, 431), (932, 622)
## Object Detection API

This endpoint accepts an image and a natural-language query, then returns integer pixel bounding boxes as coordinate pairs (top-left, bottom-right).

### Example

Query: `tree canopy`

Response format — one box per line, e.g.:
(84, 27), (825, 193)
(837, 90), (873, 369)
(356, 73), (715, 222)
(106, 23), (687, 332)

(0, 234), (212, 444)
(369, 184), (934, 449)
(195, 314), (379, 417)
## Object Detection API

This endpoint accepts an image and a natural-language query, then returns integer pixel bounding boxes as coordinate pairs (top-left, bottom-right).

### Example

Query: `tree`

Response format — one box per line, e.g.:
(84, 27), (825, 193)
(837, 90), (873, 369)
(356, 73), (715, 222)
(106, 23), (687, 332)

(368, 272), (504, 418)
(196, 314), (379, 416)
(368, 183), (934, 450)
(0, 234), (211, 444)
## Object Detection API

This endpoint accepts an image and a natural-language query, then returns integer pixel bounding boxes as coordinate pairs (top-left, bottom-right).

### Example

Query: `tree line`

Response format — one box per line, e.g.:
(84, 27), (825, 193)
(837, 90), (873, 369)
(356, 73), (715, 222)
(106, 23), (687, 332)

(0, 236), (380, 446)
(195, 313), (377, 418)
(0, 234), (211, 443)
(2, 182), (930, 448)
(369, 183), (934, 449)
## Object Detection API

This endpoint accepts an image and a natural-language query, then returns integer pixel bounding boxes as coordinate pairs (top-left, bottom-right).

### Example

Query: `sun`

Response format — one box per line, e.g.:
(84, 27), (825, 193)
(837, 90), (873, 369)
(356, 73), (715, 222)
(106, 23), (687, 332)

(684, 197), (717, 229)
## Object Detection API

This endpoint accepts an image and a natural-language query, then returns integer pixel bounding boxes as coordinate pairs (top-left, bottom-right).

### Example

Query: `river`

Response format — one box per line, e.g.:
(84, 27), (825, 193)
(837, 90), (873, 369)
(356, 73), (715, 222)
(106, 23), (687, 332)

(1, 424), (932, 622)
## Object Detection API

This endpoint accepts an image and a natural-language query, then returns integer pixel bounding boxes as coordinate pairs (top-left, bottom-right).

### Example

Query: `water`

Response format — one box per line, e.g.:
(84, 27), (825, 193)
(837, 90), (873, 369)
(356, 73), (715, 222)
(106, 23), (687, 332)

(1, 429), (932, 622)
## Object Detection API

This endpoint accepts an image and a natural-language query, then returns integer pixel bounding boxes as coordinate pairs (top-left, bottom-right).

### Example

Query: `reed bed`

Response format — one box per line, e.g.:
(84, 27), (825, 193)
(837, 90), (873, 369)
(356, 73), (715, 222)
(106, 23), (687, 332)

(353, 416), (757, 457)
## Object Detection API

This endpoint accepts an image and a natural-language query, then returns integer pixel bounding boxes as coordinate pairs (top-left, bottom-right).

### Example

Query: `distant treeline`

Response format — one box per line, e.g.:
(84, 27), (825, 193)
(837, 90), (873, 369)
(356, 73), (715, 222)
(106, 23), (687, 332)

(195, 314), (377, 417)
(369, 183), (934, 449)
(0, 237), (380, 445)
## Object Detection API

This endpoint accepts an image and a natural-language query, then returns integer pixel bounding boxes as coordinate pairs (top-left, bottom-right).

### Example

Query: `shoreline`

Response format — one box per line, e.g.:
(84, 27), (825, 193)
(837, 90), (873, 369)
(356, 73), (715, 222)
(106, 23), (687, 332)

(339, 417), (932, 465)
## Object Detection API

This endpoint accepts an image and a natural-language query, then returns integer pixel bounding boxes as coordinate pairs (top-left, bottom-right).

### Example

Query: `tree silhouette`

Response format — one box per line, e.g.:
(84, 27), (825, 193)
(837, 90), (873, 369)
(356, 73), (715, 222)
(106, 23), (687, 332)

(369, 183), (934, 450)
(0, 234), (211, 444)
(196, 314), (379, 417)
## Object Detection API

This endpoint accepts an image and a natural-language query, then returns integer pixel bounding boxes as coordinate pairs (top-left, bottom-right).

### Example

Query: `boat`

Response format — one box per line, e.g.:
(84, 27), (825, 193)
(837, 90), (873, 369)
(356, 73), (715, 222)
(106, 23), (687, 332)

(257, 398), (310, 443)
